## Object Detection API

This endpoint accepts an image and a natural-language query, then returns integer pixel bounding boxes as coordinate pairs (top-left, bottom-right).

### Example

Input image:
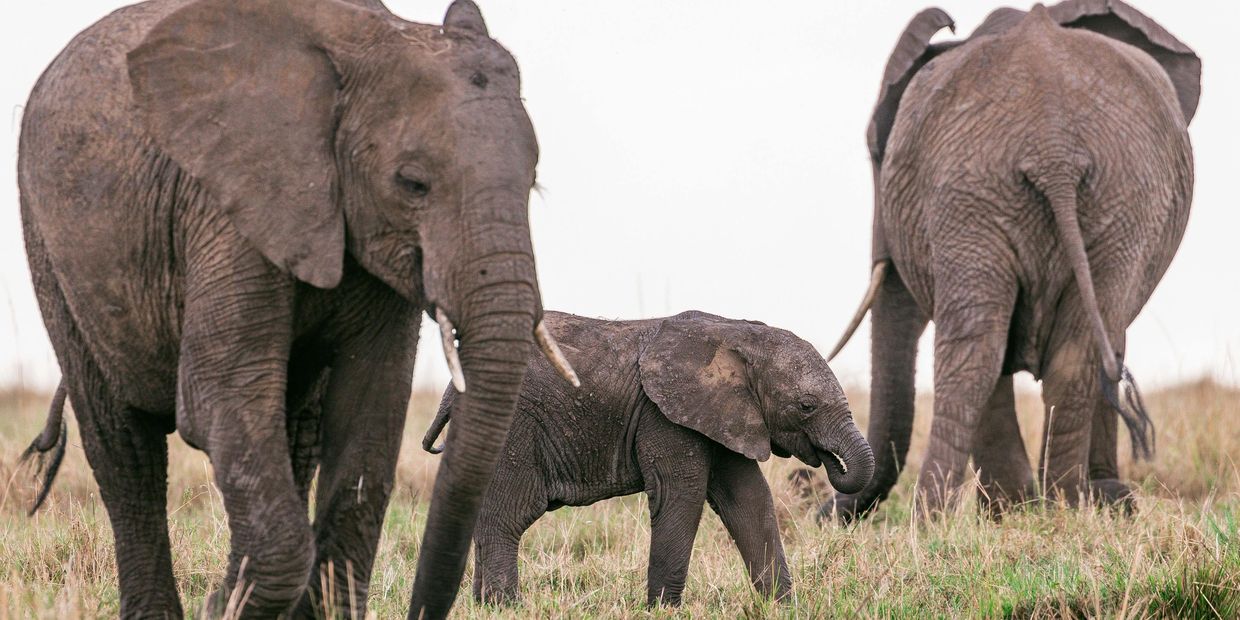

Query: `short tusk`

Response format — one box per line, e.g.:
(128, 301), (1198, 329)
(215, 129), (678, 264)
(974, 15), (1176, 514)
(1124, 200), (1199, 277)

(534, 321), (580, 388)
(829, 451), (848, 474)
(827, 260), (888, 362)
(437, 308), (466, 393)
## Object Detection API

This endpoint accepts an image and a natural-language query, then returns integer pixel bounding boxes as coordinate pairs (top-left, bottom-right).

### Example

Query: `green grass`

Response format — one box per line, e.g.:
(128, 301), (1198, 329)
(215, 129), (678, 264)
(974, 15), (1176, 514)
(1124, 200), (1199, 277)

(1, 382), (1238, 618)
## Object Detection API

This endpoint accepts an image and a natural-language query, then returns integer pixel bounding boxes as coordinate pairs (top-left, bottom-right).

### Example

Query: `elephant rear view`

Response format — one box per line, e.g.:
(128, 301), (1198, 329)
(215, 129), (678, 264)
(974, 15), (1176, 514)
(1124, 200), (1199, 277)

(826, 0), (1197, 519)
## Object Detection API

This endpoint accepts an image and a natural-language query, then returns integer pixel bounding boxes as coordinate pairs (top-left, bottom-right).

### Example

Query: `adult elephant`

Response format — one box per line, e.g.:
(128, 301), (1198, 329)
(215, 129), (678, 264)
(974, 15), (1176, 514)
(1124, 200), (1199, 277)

(823, 0), (1198, 520)
(18, 0), (577, 618)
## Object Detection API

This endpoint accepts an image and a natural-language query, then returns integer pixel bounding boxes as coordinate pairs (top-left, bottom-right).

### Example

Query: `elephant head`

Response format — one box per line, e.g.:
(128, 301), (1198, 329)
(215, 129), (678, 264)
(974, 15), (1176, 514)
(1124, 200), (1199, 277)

(638, 314), (874, 494)
(127, 0), (575, 616)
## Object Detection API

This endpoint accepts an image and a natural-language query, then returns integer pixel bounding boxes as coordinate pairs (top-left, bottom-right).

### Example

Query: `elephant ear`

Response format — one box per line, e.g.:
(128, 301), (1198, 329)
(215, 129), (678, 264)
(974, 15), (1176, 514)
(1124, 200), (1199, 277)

(866, 9), (957, 167)
(1049, 0), (1200, 123)
(128, 0), (386, 288)
(638, 317), (769, 461)
(444, 0), (490, 37)
(867, 8), (957, 262)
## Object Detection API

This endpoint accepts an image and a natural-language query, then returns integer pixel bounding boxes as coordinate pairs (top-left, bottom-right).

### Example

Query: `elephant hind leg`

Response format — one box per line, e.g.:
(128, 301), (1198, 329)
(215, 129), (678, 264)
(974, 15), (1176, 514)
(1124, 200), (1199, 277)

(918, 262), (1016, 516)
(74, 380), (180, 617)
(26, 221), (182, 617)
(971, 374), (1036, 518)
(1038, 327), (1102, 507)
(1087, 339), (1136, 514)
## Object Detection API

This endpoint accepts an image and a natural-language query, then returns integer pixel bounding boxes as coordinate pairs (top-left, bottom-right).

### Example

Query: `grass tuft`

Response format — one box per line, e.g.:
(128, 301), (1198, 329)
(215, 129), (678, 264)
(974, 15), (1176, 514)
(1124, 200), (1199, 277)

(0, 381), (1237, 617)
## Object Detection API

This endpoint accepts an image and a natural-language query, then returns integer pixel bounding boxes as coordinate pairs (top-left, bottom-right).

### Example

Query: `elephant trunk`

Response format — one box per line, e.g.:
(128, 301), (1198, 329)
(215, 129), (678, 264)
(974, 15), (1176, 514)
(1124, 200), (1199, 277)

(819, 419), (875, 495)
(409, 253), (537, 619)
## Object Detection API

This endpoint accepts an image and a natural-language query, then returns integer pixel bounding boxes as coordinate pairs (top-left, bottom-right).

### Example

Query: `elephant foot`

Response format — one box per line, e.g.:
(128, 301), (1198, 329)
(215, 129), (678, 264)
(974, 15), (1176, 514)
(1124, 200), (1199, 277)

(475, 583), (520, 607)
(1088, 478), (1135, 515)
(201, 586), (248, 619)
(976, 483), (1038, 521)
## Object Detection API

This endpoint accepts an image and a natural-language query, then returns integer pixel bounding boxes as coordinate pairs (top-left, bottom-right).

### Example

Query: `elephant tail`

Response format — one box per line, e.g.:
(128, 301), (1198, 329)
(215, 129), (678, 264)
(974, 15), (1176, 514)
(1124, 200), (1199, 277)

(1031, 167), (1155, 460)
(421, 387), (457, 455)
(20, 380), (69, 514)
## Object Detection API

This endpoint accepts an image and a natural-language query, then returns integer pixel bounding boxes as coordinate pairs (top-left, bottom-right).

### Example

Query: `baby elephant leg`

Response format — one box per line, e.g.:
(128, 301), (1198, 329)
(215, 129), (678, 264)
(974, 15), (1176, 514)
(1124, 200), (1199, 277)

(472, 469), (545, 605)
(642, 445), (712, 606)
(706, 450), (791, 600)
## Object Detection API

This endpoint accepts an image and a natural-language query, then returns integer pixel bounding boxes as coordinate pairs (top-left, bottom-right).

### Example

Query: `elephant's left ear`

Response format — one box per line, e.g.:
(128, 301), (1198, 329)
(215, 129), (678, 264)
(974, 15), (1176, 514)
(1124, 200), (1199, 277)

(867, 9), (958, 168)
(638, 318), (770, 461)
(1050, 0), (1201, 123)
(127, 0), (388, 288)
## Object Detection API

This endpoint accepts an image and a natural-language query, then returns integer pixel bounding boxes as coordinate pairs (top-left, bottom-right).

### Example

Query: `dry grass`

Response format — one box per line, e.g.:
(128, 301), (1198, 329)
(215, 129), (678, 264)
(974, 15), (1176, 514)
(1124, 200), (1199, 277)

(0, 381), (1237, 618)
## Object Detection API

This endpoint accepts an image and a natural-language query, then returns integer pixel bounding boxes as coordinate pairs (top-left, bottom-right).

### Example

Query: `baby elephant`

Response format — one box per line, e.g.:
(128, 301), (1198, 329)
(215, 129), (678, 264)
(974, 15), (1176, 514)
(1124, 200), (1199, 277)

(423, 310), (875, 606)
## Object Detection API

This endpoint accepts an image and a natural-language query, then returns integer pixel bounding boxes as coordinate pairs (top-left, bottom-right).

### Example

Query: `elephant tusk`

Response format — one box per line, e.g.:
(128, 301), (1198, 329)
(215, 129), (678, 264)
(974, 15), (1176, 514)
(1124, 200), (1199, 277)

(534, 321), (581, 388)
(827, 260), (888, 362)
(829, 451), (848, 474)
(437, 308), (466, 393)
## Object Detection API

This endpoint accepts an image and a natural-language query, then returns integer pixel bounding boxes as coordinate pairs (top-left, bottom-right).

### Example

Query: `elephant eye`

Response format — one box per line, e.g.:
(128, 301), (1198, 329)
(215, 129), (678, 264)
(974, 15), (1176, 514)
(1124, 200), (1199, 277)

(396, 165), (431, 198)
(798, 397), (819, 413)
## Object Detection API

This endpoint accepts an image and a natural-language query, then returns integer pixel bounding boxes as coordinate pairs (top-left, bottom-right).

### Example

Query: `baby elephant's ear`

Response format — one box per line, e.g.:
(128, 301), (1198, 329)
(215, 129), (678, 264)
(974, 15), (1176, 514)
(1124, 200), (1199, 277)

(638, 319), (770, 461)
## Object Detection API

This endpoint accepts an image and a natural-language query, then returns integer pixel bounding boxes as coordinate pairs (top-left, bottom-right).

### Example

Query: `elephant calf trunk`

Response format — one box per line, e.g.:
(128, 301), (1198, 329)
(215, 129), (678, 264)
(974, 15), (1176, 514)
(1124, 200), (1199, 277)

(821, 425), (875, 495)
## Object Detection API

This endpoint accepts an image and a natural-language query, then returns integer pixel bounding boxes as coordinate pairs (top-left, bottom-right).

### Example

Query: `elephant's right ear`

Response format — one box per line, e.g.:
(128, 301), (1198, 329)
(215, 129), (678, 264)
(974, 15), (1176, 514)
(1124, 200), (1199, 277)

(638, 319), (770, 461)
(1050, 0), (1201, 123)
(866, 8), (957, 167)
(128, 0), (386, 289)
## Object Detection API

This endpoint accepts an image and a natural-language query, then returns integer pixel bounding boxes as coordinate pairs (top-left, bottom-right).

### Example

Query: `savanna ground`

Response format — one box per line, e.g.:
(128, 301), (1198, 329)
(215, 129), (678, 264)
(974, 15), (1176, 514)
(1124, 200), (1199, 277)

(0, 380), (1237, 618)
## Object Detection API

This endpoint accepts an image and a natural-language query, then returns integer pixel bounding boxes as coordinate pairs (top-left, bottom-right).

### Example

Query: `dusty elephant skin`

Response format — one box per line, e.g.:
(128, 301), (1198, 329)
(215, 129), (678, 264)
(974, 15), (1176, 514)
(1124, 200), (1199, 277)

(422, 311), (875, 606)
(17, 0), (578, 618)
(825, 0), (1198, 522)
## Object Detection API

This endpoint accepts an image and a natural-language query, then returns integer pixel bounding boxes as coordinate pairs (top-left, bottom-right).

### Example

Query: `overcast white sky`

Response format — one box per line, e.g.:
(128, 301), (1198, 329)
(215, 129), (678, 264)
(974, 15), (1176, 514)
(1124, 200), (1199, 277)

(2, 1), (1237, 395)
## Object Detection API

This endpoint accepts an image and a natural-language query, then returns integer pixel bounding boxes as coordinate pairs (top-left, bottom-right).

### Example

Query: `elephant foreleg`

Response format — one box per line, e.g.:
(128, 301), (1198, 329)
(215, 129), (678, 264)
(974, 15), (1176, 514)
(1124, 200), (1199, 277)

(640, 435), (711, 606)
(706, 450), (790, 600)
(180, 245), (310, 617)
(293, 295), (418, 618)
(472, 467), (546, 605)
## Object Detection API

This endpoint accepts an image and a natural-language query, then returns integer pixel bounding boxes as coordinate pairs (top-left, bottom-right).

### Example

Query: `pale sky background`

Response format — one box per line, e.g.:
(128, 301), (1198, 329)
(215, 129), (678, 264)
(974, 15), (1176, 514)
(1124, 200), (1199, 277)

(1, 1), (1237, 397)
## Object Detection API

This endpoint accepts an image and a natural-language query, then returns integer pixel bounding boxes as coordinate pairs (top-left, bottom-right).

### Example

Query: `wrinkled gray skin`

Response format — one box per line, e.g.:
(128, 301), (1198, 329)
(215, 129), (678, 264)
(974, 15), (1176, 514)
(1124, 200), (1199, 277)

(423, 311), (874, 606)
(826, 0), (1198, 521)
(19, 0), (553, 617)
